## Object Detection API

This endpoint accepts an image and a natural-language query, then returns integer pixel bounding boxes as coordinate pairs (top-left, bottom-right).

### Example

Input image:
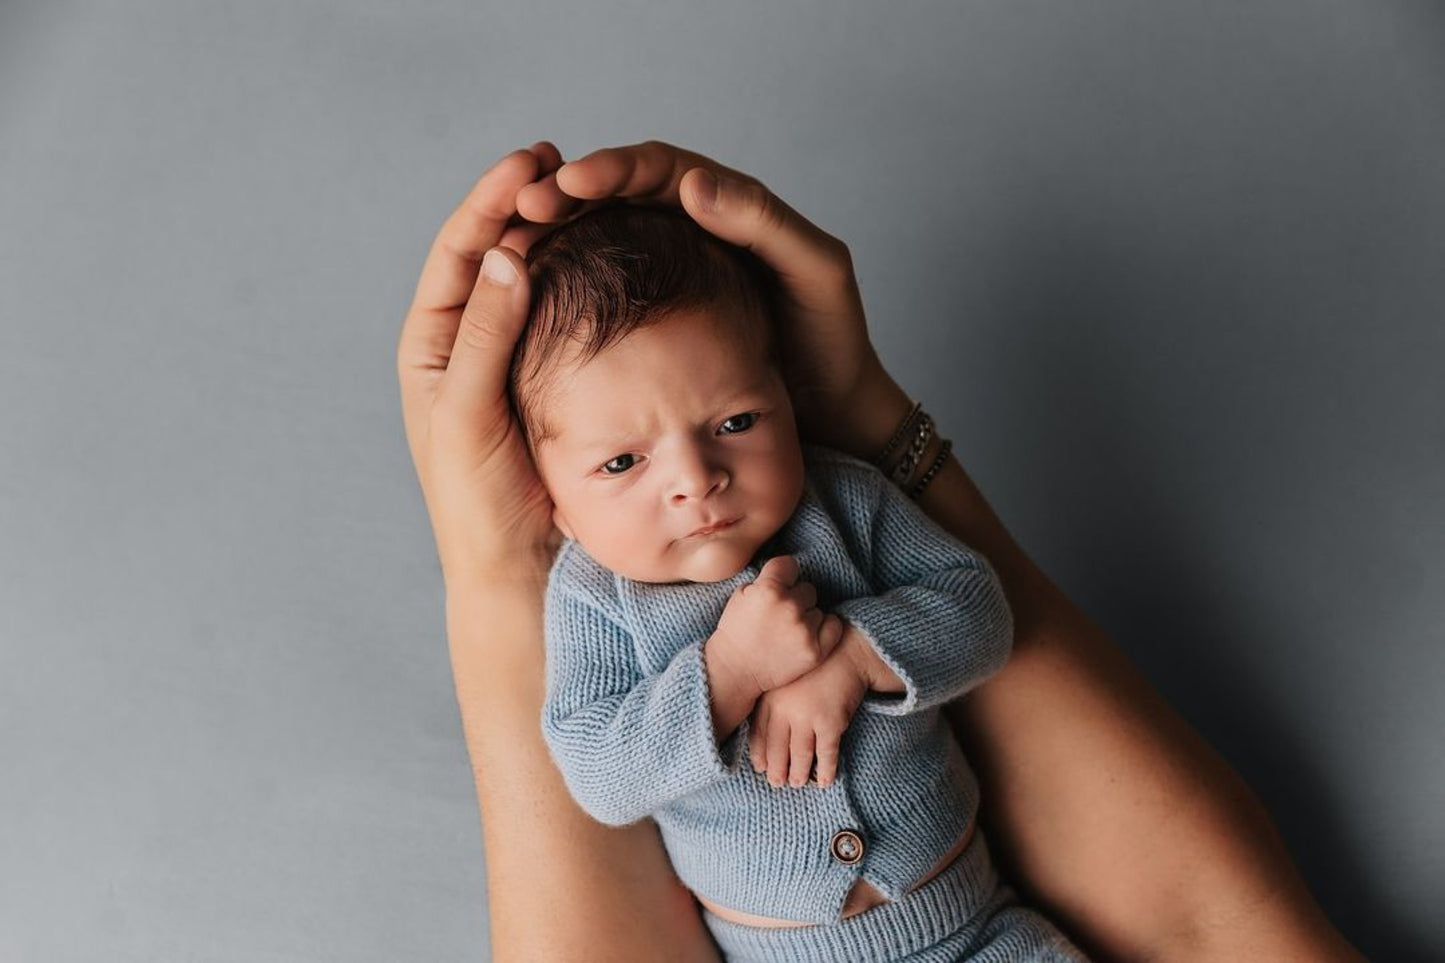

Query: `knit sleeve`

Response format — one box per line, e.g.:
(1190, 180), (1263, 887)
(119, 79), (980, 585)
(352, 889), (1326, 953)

(540, 582), (745, 827)
(829, 466), (1014, 716)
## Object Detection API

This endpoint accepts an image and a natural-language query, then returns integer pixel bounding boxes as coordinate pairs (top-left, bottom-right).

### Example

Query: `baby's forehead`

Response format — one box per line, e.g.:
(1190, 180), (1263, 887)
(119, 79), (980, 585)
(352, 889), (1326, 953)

(549, 348), (775, 407)
(545, 306), (767, 374)
(542, 354), (778, 443)
(521, 300), (777, 442)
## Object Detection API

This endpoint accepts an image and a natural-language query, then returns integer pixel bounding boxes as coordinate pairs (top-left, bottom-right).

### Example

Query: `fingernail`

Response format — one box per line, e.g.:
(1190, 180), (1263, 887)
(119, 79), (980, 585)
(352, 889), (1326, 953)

(483, 249), (516, 286)
(693, 169), (718, 212)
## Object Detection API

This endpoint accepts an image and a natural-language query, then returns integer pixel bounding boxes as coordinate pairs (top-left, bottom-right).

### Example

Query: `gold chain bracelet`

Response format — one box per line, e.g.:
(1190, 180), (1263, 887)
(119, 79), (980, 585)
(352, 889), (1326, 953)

(907, 438), (952, 499)
(871, 399), (951, 500)
(873, 401), (922, 469)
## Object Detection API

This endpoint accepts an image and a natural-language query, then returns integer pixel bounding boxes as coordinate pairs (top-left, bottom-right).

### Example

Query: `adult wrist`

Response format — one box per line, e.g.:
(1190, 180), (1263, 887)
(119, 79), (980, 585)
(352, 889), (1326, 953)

(440, 539), (559, 595)
(816, 362), (914, 463)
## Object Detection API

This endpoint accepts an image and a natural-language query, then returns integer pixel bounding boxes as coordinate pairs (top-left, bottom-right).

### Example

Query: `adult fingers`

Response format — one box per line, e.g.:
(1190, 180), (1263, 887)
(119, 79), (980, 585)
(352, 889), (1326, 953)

(767, 719), (791, 788)
(551, 139), (847, 291)
(496, 220), (556, 258)
(496, 196), (616, 256)
(397, 143), (554, 444)
(529, 140), (565, 173)
(552, 139), (738, 206)
(428, 244), (533, 428)
(675, 165), (849, 292)
(493, 146), (573, 254)
(516, 169), (592, 223)
(788, 729), (815, 788)
(400, 146), (539, 349)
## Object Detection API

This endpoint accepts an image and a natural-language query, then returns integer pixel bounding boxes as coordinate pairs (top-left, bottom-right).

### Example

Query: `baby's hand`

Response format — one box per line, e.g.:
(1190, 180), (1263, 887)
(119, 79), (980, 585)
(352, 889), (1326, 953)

(748, 630), (868, 789)
(708, 555), (843, 698)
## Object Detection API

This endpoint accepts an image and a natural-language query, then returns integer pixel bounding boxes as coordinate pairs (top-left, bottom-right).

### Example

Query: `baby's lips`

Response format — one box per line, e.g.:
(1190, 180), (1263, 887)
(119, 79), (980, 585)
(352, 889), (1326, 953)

(688, 515), (742, 538)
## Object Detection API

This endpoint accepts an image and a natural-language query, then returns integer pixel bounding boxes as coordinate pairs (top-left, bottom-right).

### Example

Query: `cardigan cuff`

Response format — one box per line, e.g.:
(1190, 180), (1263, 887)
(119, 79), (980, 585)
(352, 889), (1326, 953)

(833, 593), (971, 715)
(685, 639), (747, 773)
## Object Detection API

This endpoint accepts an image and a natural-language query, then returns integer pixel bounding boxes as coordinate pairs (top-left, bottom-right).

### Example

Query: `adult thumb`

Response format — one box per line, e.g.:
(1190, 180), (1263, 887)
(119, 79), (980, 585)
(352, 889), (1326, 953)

(437, 246), (530, 417)
(678, 167), (840, 285)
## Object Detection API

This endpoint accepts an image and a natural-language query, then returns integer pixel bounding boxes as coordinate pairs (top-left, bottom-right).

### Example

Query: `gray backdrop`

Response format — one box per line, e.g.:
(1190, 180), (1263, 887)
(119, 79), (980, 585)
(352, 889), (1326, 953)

(2, 1), (1440, 960)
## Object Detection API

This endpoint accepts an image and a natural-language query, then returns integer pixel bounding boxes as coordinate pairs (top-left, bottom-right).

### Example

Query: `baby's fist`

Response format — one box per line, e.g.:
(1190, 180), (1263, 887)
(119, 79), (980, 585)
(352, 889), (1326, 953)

(710, 555), (843, 696)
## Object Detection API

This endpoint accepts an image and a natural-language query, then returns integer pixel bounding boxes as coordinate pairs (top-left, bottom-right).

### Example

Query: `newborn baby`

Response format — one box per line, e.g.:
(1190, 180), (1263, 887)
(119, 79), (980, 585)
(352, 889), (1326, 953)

(509, 203), (1088, 962)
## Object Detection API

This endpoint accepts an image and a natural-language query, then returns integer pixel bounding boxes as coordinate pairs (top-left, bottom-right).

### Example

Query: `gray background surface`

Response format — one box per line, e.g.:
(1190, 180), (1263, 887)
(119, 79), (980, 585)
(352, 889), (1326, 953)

(2, 1), (1440, 959)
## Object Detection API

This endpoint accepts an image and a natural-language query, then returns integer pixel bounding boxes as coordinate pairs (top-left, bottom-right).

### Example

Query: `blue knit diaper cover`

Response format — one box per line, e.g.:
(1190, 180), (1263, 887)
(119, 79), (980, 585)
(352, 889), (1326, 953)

(701, 828), (1091, 963)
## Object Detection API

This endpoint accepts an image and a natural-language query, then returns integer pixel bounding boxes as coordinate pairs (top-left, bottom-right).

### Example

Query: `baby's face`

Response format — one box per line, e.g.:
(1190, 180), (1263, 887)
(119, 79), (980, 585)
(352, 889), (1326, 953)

(533, 306), (805, 584)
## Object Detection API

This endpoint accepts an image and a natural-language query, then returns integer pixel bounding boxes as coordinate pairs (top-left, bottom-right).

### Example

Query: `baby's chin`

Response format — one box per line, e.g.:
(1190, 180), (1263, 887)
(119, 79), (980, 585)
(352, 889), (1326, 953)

(672, 547), (756, 584)
(602, 537), (763, 585)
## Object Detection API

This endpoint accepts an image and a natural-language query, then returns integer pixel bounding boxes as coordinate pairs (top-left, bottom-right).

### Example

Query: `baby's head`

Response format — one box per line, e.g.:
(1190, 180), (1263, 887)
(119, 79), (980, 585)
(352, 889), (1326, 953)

(509, 203), (805, 585)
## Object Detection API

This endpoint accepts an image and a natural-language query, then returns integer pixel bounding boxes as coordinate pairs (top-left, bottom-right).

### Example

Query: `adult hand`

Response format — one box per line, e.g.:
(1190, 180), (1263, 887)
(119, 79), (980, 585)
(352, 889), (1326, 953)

(513, 139), (904, 458)
(396, 142), (568, 586)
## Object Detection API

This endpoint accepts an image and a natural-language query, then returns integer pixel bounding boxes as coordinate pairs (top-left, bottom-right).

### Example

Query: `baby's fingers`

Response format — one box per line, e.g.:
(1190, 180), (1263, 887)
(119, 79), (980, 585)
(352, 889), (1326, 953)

(818, 613), (844, 658)
(788, 729), (815, 788)
(815, 732), (841, 788)
(748, 704), (769, 773)
(766, 719), (791, 788)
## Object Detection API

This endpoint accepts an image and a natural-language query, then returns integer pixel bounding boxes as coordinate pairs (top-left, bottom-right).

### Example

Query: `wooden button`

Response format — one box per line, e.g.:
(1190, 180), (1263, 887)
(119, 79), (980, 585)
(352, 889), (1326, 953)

(830, 829), (865, 865)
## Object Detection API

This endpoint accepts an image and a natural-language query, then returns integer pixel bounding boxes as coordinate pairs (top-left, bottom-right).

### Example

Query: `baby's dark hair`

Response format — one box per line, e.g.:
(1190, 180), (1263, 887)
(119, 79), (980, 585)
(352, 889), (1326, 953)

(507, 201), (784, 452)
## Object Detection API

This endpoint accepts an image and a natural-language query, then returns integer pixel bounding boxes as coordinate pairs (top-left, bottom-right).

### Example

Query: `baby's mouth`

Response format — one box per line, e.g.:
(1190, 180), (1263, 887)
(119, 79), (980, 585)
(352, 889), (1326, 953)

(688, 516), (741, 538)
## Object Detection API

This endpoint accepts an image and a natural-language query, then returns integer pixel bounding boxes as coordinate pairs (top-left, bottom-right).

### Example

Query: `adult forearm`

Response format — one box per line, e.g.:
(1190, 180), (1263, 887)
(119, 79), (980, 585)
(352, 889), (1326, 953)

(829, 376), (1360, 960)
(445, 573), (720, 962)
(941, 565), (1355, 960)
(919, 451), (1358, 960)
(917, 441), (1359, 960)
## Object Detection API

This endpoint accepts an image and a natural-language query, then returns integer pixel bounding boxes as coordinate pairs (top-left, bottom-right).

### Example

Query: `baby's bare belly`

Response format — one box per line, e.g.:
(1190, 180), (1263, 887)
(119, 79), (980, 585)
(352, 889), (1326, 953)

(694, 818), (977, 929)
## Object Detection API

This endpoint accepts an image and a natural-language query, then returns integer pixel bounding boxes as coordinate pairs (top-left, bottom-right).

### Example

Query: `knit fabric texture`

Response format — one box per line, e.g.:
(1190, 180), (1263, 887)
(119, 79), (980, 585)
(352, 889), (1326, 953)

(704, 829), (1091, 961)
(539, 442), (1014, 924)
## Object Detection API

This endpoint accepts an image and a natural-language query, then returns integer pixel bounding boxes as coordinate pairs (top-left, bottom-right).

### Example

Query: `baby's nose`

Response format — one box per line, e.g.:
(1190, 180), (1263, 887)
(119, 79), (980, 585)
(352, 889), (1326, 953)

(670, 460), (729, 501)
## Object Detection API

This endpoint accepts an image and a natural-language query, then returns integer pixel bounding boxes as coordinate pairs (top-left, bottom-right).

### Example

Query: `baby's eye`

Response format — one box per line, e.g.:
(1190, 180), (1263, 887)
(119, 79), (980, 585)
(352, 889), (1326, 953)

(600, 453), (637, 475)
(719, 412), (759, 434)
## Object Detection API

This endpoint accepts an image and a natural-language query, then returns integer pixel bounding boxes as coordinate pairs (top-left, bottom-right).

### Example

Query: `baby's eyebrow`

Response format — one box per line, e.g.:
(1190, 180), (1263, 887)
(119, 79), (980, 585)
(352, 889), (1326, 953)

(571, 388), (773, 451)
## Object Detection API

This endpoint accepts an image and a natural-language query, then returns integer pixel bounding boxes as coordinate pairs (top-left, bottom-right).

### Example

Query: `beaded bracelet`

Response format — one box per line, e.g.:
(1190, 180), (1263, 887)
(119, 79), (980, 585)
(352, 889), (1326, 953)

(907, 438), (952, 499)
(872, 399), (952, 500)
(873, 401), (922, 469)
(873, 399), (928, 481)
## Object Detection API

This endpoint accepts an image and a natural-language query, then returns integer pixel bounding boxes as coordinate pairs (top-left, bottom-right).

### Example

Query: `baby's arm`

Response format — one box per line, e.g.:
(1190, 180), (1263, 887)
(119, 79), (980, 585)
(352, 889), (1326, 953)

(830, 464), (1015, 716)
(747, 466), (1014, 787)
(543, 555), (844, 824)
(540, 584), (749, 827)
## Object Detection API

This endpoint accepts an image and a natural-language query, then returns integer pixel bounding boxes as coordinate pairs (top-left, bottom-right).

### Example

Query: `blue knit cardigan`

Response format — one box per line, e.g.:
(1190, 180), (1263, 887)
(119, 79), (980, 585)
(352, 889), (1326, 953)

(539, 442), (1014, 923)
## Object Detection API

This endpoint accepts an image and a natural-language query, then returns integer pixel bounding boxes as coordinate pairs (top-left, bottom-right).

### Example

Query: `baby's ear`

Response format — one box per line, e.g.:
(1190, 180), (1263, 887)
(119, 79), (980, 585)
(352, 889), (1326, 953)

(552, 504), (575, 540)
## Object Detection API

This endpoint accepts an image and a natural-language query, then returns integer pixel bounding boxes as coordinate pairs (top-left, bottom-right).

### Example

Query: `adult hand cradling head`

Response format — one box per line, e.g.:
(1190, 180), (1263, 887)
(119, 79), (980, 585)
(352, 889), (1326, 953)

(397, 140), (908, 588)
